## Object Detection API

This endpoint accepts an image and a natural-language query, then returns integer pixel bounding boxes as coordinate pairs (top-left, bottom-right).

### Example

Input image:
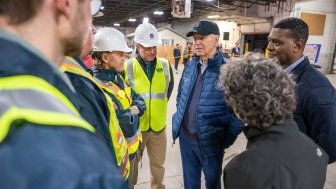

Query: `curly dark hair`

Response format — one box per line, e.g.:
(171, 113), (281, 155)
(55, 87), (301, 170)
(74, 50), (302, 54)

(273, 17), (309, 44)
(219, 53), (296, 129)
(92, 51), (107, 71)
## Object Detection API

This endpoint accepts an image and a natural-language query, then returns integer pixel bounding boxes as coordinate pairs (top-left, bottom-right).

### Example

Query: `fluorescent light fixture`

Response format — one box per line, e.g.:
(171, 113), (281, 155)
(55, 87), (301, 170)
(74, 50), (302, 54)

(114, 23), (120, 26)
(143, 17), (149, 23)
(128, 18), (136, 22)
(207, 15), (220, 19)
(153, 11), (164, 15)
(100, 6), (104, 10)
(206, 0), (214, 1)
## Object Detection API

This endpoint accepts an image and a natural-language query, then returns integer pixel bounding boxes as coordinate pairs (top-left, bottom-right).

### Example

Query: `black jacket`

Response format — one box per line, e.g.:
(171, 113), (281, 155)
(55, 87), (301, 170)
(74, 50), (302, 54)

(223, 118), (328, 189)
(291, 58), (336, 163)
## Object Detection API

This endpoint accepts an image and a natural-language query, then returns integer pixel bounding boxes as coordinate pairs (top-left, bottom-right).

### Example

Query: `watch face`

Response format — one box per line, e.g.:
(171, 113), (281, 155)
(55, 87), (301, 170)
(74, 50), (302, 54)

(91, 0), (102, 16)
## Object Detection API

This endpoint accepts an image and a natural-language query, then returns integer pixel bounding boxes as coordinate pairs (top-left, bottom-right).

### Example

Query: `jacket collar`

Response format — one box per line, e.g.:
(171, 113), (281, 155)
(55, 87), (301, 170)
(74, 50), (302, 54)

(290, 57), (310, 76)
(92, 66), (118, 83)
(192, 49), (224, 68)
(243, 117), (298, 142)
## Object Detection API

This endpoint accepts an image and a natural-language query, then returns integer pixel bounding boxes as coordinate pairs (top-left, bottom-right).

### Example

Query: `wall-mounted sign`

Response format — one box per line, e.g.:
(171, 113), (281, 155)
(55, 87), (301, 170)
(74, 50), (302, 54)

(171, 0), (191, 18)
(304, 44), (321, 64)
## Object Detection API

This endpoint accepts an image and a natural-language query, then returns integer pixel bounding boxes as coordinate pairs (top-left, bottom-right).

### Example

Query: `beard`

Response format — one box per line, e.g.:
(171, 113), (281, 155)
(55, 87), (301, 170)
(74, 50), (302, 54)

(63, 4), (90, 57)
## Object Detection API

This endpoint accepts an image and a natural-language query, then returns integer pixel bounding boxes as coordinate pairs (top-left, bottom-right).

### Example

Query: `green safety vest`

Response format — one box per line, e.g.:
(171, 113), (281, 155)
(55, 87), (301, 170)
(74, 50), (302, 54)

(124, 57), (170, 132)
(96, 76), (142, 155)
(60, 57), (130, 179)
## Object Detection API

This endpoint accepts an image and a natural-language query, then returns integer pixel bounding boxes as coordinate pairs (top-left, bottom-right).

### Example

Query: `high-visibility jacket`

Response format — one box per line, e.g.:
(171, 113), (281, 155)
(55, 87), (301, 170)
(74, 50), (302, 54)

(61, 57), (130, 179)
(96, 75), (142, 155)
(0, 75), (95, 143)
(124, 57), (170, 132)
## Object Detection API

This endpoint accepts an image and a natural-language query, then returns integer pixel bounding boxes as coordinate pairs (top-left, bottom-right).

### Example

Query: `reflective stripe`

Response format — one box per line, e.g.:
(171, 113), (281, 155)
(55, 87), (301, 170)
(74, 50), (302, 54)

(0, 107), (94, 143)
(62, 58), (130, 179)
(126, 59), (135, 88)
(139, 93), (166, 100)
(161, 59), (170, 96)
(0, 76), (80, 115)
(0, 76), (95, 143)
(61, 57), (95, 83)
(0, 90), (74, 115)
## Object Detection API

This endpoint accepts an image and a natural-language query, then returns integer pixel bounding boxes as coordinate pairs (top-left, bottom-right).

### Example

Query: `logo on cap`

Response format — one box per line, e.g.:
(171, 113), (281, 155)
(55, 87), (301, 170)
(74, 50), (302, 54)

(150, 33), (154, 39)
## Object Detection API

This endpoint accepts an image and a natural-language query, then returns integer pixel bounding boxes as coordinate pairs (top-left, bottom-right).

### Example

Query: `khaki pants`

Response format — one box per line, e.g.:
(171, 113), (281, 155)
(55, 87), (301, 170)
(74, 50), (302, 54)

(136, 128), (167, 189)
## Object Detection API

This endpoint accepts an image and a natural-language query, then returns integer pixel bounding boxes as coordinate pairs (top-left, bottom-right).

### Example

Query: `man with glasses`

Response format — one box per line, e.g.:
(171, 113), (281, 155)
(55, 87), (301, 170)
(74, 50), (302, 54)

(124, 23), (174, 189)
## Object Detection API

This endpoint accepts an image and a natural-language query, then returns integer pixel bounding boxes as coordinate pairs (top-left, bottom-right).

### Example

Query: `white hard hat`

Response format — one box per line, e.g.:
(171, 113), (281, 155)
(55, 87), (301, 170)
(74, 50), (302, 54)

(91, 0), (102, 16)
(93, 27), (132, 53)
(134, 23), (160, 48)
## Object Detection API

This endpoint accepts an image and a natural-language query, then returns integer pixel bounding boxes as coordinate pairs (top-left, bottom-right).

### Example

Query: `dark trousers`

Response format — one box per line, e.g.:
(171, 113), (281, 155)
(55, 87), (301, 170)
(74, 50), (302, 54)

(183, 58), (189, 65)
(174, 58), (180, 70)
(179, 130), (224, 189)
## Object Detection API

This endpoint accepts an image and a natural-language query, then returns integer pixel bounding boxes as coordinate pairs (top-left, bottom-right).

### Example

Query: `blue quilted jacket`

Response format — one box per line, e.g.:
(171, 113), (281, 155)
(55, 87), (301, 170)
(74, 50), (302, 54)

(172, 51), (243, 158)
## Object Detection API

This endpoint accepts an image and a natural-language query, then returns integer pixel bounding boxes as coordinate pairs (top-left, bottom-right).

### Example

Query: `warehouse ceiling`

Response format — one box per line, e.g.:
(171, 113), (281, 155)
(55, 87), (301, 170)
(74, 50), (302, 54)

(93, 0), (287, 27)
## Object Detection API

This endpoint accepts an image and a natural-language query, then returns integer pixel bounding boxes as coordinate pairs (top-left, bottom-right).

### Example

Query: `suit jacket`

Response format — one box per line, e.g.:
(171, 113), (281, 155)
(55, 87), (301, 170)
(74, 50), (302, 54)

(291, 57), (336, 163)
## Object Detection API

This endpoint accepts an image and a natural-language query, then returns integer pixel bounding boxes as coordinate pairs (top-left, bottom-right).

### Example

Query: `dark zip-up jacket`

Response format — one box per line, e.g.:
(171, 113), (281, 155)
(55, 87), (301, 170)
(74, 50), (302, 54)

(224, 118), (329, 189)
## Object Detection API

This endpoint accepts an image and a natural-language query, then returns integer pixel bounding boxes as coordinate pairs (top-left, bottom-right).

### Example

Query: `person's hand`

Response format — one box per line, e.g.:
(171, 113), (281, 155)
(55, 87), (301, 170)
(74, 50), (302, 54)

(130, 106), (140, 115)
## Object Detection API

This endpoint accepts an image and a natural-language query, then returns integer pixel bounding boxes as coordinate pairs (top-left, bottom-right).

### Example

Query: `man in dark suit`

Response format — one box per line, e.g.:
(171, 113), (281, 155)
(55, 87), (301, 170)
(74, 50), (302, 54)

(173, 44), (181, 73)
(231, 42), (240, 57)
(267, 17), (336, 164)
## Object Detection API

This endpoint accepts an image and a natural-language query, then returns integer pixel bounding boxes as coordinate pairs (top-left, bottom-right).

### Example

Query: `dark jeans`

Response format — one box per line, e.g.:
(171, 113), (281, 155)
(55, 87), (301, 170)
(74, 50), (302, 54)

(174, 58), (180, 70)
(179, 130), (224, 189)
(183, 58), (189, 65)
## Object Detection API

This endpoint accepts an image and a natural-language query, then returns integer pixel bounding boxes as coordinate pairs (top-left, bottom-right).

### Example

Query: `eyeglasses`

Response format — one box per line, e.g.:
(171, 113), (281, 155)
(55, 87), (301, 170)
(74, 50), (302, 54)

(139, 44), (157, 51)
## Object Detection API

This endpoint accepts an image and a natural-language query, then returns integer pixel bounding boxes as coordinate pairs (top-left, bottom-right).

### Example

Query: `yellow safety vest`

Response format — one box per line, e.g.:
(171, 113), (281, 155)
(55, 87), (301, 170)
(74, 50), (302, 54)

(96, 75), (142, 155)
(124, 57), (170, 132)
(0, 75), (94, 144)
(61, 57), (130, 179)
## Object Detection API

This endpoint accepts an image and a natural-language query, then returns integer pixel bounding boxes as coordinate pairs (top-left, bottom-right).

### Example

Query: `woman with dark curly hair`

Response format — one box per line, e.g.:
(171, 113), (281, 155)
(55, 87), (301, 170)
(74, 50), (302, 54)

(221, 53), (329, 189)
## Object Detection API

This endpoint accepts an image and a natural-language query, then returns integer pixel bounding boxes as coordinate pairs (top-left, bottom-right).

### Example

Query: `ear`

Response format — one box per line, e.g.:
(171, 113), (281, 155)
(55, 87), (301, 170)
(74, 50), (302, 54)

(102, 52), (110, 63)
(294, 39), (304, 53)
(55, 0), (71, 19)
(135, 44), (140, 50)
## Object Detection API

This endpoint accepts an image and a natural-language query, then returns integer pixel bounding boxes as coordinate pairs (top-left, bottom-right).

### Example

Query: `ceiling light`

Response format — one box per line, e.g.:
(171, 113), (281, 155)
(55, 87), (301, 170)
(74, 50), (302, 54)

(114, 23), (120, 26)
(143, 17), (149, 23)
(207, 15), (220, 18)
(153, 11), (164, 15)
(206, 0), (214, 1)
(100, 6), (104, 10)
(128, 18), (136, 22)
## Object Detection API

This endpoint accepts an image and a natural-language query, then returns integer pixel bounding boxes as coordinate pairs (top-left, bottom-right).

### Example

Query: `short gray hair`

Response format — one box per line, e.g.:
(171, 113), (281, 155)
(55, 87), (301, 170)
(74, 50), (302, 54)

(219, 53), (296, 129)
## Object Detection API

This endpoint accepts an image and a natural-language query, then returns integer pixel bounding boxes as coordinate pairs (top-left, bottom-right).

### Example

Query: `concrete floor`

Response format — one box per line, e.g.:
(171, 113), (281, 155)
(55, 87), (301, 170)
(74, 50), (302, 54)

(135, 65), (336, 189)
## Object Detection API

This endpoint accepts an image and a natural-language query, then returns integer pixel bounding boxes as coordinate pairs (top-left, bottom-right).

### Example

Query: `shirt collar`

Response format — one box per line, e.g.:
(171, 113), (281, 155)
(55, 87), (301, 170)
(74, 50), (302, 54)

(283, 56), (305, 74)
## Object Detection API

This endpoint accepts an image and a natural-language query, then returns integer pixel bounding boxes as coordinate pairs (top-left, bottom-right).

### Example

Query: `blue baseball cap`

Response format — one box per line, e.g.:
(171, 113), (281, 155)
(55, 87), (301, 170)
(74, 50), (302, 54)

(186, 20), (220, 37)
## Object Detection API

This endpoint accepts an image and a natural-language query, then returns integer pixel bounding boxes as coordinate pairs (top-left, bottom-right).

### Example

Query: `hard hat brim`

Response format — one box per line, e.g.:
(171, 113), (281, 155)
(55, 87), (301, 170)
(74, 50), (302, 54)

(136, 40), (161, 48)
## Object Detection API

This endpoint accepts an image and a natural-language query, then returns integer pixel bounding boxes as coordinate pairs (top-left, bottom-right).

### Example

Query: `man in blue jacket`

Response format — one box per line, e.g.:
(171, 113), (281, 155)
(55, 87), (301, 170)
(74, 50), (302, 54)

(267, 17), (336, 164)
(172, 20), (243, 189)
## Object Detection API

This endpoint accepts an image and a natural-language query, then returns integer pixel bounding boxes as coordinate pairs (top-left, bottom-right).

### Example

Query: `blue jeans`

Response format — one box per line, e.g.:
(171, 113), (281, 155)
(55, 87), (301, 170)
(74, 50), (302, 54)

(179, 130), (224, 189)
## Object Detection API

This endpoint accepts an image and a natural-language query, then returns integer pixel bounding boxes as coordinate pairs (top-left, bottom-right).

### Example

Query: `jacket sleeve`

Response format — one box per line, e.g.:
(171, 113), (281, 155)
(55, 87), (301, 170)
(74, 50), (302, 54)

(108, 92), (138, 138)
(167, 63), (174, 100)
(223, 108), (243, 149)
(130, 88), (146, 117)
(303, 86), (336, 163)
